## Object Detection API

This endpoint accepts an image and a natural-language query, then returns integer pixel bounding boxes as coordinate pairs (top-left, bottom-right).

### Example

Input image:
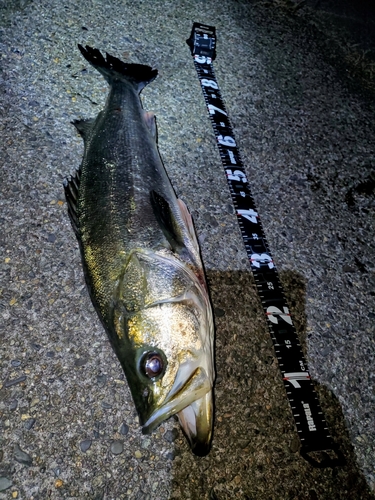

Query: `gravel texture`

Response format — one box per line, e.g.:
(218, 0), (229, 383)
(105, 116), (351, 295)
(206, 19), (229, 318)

(1, 0), (375, 498)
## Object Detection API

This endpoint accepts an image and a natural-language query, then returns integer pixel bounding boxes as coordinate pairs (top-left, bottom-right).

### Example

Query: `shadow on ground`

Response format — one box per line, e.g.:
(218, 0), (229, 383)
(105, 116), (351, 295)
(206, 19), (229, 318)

(169, 268), (374, 499)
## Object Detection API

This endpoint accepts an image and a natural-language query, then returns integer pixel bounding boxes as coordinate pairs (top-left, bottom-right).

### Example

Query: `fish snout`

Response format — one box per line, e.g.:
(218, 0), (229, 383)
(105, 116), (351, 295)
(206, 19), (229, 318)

(141, 360), (213, 455)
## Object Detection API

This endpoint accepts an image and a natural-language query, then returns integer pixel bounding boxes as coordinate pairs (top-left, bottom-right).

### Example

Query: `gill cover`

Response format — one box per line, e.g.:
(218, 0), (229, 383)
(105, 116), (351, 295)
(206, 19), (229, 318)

(110, 248), (213, 450)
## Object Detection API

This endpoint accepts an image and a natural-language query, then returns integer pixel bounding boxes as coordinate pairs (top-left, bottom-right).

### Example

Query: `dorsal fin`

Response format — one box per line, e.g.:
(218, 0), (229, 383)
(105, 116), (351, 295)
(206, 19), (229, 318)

(63, 168), (81, 237)
(72, 118), (95, 141)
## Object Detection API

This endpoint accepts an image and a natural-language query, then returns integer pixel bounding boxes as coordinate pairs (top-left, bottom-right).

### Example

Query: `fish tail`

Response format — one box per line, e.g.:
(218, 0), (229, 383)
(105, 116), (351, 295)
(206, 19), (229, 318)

(78, 45), (158, 92)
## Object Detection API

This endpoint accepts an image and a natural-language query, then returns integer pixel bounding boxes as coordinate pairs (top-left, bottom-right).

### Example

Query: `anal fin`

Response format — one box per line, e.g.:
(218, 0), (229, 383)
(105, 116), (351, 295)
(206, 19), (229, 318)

(143, 111), (157, 141)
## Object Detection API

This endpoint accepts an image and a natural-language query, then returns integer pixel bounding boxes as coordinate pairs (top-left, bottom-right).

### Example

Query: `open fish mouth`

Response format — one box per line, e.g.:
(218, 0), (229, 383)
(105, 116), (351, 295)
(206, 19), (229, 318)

(177, 391), (213, 456)
(142, 360), (213, 456)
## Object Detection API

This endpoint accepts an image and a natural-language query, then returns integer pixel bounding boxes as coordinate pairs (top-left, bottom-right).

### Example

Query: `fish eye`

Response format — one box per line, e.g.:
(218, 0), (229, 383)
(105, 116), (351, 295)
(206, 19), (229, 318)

(142, 352), (164, 379)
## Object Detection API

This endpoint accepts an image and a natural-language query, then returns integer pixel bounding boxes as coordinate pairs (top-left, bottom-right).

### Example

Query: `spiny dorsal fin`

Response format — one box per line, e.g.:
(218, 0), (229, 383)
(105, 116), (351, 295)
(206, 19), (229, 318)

(150, 190), (184, 253)
(63, 168), (81, 237)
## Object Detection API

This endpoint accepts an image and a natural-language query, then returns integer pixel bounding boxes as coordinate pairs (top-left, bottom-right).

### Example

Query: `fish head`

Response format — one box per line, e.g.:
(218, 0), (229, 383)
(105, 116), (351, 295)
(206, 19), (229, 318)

(111, 250), (214, 456)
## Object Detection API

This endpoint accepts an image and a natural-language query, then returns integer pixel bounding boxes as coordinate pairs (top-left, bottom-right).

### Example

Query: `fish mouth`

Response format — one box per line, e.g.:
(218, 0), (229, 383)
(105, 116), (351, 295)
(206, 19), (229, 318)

(141, 360), (213, 455)
(177, 390), (213, 456)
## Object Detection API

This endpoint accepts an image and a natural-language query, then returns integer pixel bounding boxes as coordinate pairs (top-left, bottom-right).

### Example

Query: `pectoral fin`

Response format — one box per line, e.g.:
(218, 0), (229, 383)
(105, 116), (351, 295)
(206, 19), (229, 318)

(150, 190), (185, 253)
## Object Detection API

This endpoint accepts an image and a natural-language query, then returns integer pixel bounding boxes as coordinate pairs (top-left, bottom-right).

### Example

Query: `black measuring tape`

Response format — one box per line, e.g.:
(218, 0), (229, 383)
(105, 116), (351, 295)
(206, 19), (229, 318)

(187, 23), (344, 467)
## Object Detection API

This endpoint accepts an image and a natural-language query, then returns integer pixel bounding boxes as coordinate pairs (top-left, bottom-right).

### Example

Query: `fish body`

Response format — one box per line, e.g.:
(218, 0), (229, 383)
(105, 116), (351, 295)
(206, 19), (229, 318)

(64, 46), (214, 455)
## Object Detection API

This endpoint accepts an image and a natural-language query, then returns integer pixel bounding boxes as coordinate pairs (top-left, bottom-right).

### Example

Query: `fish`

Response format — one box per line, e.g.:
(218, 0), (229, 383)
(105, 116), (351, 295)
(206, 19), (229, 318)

(63, 45), (215, 456)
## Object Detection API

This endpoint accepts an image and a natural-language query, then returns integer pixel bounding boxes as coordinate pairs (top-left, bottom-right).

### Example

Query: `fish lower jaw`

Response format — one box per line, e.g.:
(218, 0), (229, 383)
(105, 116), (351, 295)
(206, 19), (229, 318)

(177, 390), (213, 457)
(141, 381), (211, 435)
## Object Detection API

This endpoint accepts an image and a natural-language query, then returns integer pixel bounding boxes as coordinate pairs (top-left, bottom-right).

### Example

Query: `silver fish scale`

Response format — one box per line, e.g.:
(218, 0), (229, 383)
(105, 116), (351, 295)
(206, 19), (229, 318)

(77, 79), (179, 316)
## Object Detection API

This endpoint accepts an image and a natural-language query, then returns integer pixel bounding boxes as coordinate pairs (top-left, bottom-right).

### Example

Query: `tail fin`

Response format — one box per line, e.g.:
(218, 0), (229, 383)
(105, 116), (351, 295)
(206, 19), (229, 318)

(78, 45), (158, 92)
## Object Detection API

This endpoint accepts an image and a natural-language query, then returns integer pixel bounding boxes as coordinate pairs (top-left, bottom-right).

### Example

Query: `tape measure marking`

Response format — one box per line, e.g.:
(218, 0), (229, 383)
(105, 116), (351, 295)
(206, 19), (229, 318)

(187, 23), (343, 466)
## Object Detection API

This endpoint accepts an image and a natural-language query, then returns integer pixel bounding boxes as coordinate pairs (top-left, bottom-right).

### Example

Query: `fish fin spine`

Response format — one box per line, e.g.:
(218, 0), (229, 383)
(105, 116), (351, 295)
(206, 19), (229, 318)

(63, 169), (81, 237)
